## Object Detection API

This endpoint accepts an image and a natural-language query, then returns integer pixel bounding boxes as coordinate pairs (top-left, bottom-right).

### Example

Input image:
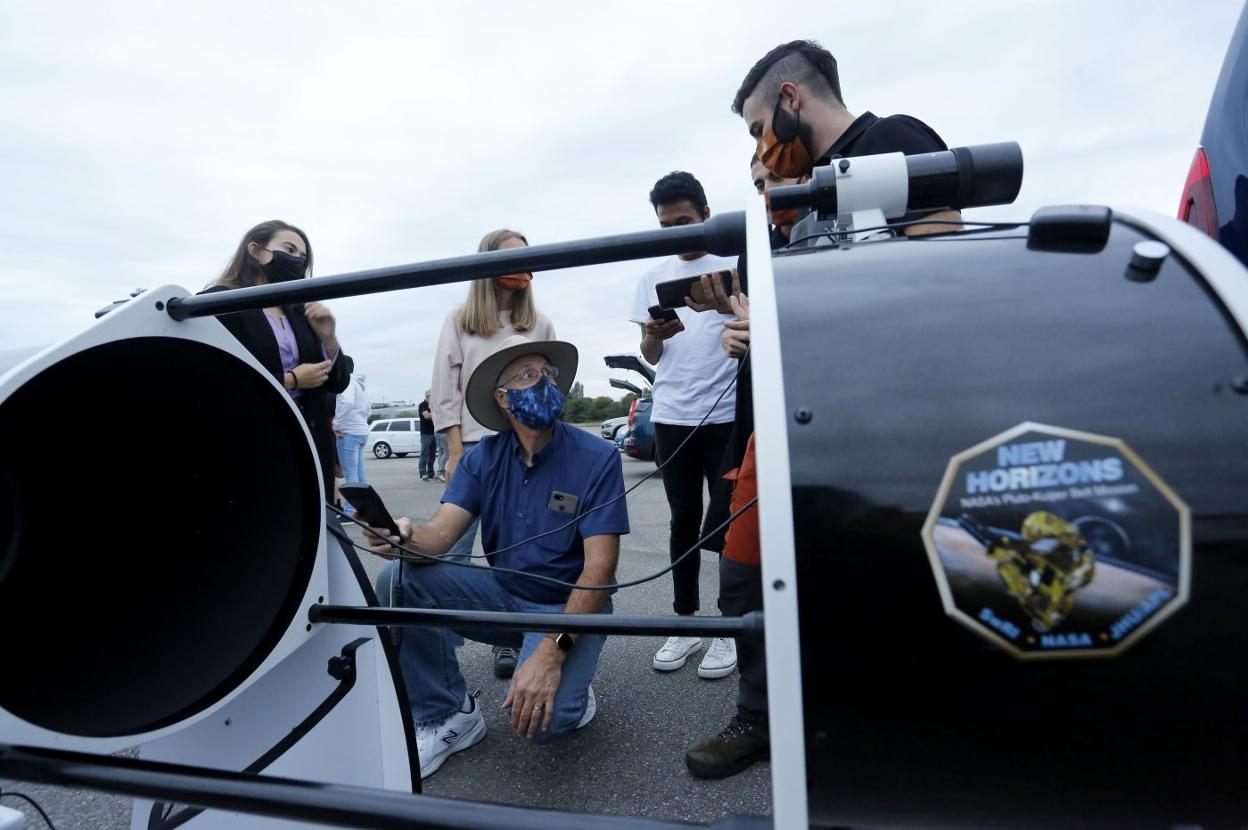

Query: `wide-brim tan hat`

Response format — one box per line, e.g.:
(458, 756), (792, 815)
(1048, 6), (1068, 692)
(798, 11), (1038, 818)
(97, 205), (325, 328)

(465, 335), (579, 433)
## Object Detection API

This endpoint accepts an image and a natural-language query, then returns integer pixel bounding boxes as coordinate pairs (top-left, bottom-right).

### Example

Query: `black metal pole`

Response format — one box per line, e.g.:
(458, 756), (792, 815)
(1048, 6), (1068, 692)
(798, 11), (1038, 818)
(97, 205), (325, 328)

(0, 744), (770, 830)
(309, 605), (765, 640)
(166, 211), (746, 320)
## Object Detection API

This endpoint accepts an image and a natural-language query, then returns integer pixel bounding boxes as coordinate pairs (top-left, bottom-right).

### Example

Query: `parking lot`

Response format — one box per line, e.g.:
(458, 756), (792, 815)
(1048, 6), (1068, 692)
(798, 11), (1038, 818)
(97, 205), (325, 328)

(8, 433), (772, 827)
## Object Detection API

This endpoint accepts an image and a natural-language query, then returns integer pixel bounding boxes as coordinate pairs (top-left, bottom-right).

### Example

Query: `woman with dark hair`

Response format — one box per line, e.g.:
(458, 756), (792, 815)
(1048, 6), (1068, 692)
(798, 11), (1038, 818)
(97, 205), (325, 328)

(203, 220), (352, 498)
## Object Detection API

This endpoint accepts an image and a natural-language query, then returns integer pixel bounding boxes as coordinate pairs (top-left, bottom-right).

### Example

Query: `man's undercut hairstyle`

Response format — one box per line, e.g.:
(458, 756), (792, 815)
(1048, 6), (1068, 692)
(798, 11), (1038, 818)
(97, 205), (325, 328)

(649, 171), (708, 214)
(731, 39), (844, 115)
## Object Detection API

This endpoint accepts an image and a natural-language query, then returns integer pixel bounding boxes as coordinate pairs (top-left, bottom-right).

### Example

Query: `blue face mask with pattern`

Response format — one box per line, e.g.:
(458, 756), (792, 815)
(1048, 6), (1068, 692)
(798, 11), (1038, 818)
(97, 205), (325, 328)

(504, 378), (565, 430)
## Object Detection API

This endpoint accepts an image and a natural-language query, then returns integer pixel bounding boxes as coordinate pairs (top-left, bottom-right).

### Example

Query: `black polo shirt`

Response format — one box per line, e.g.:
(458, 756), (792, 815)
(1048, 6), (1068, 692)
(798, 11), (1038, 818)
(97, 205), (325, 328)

(816, 110), (948, 164)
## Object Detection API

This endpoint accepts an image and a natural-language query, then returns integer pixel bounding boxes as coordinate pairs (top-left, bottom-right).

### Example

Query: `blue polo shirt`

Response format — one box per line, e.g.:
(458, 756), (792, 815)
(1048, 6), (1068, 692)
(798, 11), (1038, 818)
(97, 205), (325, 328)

(442, 422), (630, 604)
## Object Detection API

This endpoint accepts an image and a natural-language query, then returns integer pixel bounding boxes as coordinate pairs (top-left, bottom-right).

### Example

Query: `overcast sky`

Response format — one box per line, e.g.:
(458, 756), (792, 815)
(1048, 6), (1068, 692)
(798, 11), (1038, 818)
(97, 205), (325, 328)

(1, 1), (1241, 401)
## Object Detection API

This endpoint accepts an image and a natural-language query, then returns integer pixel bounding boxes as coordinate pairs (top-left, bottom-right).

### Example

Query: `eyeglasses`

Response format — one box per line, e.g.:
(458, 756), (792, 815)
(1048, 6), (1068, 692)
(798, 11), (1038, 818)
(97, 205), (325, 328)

(497, 365), (558, 390)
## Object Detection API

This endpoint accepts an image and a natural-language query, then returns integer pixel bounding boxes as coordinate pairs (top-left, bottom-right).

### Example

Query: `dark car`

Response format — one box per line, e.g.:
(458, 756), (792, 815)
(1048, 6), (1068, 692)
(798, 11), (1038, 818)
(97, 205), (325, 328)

(604, 354), (656, 462)
(622, 394), (655, 461)
(1179, 3), (1248, 265)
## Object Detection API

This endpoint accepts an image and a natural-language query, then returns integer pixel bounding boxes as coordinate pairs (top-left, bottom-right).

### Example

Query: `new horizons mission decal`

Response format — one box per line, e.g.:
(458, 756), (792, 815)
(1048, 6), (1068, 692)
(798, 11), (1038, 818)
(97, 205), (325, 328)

(921, 423), (1190, 658)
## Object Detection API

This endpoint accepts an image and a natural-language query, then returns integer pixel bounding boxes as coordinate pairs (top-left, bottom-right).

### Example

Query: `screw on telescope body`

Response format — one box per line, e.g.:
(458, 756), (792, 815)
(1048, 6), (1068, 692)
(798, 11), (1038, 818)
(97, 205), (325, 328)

(838, 159), (850, 173)
(794, 407), (813, 424)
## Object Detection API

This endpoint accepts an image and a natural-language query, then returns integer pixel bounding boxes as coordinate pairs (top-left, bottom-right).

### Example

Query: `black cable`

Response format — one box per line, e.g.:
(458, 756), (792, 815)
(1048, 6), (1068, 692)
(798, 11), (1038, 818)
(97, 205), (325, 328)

(335, 343), (750, 562)
(333, 496), (757, 592)
(0, 791), (58, 829)
(783, 219), (1025, 249)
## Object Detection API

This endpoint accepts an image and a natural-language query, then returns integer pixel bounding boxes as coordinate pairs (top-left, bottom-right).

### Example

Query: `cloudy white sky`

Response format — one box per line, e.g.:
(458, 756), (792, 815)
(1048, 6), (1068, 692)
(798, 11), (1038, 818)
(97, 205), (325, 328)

(0, 1), (1241, 401)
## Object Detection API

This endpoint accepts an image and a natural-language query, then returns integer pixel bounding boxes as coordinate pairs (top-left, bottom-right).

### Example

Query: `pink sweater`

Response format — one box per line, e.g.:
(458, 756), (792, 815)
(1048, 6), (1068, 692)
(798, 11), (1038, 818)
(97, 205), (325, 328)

(430, 306), (557, 443)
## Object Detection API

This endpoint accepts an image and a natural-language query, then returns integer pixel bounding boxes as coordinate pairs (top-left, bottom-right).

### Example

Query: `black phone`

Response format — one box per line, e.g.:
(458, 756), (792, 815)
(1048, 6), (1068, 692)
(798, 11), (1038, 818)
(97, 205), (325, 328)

(338, 484), (400, 537)
(654, 269), (735, 310)
(547, 490), (580, 514)
(647, 304), (679, 323)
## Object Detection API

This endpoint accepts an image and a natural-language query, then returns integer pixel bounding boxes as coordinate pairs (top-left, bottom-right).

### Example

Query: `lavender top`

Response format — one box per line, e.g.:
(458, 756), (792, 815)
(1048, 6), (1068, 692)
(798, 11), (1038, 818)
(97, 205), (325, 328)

(265, 311), (336, 398)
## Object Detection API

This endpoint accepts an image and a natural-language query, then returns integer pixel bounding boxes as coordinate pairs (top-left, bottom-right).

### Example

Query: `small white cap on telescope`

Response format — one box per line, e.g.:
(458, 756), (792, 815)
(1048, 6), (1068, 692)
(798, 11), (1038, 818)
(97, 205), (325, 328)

(1130, 240), (1170, 272)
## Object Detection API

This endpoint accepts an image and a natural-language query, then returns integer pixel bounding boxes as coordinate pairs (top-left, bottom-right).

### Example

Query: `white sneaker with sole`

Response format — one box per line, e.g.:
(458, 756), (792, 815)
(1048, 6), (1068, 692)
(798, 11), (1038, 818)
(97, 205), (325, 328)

(576, 685), (597, 730)
(698, 637), (738, 679)
(416, 691), (486, 779)
(653, 636), (703, 671)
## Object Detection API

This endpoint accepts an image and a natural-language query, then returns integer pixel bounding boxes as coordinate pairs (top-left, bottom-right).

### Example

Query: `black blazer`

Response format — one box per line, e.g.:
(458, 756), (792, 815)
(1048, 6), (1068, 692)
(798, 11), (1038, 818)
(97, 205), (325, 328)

(201, 285), (353, 496)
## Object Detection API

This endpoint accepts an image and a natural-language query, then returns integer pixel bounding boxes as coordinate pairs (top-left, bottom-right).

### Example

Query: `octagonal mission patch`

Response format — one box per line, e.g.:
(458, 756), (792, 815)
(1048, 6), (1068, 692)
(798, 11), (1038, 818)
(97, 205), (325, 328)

(921, 422), (1190, 659)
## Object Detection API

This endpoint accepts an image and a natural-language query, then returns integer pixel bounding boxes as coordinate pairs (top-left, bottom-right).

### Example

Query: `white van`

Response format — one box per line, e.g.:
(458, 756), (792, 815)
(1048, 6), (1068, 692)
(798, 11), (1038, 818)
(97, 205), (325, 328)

(364, 418), (422, 459)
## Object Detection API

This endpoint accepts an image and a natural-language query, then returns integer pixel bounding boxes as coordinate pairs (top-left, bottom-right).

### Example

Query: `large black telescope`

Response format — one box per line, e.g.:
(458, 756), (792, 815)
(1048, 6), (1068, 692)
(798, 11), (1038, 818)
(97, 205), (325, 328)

(3, 139), (1248, 830)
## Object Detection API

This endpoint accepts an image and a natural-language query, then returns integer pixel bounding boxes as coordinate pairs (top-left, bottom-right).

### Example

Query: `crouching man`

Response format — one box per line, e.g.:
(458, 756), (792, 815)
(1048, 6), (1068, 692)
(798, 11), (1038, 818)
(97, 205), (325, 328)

(367, 335), (628, 779)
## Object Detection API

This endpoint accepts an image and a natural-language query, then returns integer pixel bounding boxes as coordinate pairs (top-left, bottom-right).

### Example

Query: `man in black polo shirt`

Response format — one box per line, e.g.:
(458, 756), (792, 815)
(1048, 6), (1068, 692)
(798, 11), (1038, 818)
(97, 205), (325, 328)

(418, 388), (437, 481)
(732, 39), (960, 235)
(682, 41), (963, 781)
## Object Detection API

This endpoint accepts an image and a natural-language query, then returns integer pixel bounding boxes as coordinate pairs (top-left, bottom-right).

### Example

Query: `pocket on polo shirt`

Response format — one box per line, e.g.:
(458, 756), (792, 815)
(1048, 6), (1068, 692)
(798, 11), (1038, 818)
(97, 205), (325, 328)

(533, 502), (580, 555)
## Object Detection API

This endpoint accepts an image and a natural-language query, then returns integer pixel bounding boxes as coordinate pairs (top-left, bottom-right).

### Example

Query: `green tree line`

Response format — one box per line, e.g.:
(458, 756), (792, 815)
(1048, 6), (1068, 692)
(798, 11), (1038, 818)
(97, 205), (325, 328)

(561, 381), (638, 424)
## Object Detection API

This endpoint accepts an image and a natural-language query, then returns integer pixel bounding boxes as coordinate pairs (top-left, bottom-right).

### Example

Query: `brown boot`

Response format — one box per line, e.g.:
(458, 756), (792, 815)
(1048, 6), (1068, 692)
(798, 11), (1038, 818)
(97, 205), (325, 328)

(685, 716), (769, 779)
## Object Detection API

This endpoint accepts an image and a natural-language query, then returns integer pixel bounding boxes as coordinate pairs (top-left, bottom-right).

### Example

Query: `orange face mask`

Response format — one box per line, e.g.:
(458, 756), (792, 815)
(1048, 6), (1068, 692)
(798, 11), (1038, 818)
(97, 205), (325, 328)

(755, 98), (814, 179)
(496, 273), (533, 291)
(763, 190), (800, 229)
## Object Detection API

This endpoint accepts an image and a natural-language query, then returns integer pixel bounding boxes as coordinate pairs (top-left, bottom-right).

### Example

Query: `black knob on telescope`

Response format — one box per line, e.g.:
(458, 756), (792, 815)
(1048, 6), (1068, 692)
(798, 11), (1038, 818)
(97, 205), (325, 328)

(768, 141), (1024, 215)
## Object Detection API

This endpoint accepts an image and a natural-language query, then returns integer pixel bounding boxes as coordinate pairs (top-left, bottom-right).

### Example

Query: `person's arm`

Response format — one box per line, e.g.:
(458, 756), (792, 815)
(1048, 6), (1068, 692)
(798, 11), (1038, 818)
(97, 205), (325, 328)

(721, 294), (750, 359)
(639, 318), (682, 364)
(444, 425), (465, 479)
(630, 271), (679, 365)
(322, 352), (352, 394)
(431, 310), (466, 474)
(503, 533), (619, 738)
(363, 502), (475, 560)
(903, 209), (962, 237)
(303, 302), (341, 360)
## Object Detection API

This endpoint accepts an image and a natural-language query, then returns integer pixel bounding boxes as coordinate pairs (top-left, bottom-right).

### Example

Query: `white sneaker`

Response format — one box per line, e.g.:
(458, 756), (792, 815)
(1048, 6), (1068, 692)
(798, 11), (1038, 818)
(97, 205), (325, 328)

(416, 691), (486, 779)
(653, 636), (703, 671)
(698, 637), (737, 679)
(576, 685), (597, 730)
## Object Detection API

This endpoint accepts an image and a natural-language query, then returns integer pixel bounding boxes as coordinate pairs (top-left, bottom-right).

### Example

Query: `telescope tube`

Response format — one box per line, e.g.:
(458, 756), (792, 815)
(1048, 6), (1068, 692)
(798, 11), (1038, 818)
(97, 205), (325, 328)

(167, 211), (747, 320)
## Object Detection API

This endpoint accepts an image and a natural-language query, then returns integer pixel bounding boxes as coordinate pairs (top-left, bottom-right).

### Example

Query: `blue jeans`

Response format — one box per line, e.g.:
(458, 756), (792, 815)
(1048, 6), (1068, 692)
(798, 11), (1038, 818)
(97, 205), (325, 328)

(336, 433), (368, 513)
(375, 560), (609, 743)
(434, 433), (450, 475)
(419, 433), (437, 479)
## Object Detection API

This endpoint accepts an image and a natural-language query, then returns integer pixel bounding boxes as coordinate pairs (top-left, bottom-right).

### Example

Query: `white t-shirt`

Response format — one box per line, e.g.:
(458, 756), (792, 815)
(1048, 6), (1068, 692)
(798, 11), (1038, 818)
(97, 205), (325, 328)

(628, 253), (738, 426)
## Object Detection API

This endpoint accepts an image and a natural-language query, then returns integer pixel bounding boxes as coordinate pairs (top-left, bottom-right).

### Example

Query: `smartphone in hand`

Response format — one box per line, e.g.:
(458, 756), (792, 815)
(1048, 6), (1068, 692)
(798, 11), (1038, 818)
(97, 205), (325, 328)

(654, 270), (734, 309)
(647, 304), (679, 323)
(338, 484), (400, 537)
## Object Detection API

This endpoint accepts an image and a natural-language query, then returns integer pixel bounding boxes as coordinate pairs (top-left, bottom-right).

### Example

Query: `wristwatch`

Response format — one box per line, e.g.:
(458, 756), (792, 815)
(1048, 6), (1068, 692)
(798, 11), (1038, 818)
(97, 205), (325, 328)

(550, 632), (575, 653)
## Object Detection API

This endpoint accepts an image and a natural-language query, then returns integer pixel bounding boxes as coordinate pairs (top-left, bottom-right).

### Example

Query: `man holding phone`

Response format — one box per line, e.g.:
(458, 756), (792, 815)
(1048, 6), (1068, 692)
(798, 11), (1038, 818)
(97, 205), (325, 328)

(366, 336), (628, 779)
(628, 170), (739, 681)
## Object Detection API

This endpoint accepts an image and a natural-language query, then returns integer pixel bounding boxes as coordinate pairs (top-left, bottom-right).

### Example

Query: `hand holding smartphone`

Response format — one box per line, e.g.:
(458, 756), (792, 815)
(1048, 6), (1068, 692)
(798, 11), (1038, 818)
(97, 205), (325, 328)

(647, 304), (678, 323)
(338, 484), (400, 538)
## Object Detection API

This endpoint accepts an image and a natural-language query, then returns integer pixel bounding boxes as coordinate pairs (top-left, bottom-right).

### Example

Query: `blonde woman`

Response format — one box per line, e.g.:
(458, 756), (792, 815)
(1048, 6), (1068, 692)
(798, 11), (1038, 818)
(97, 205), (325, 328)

(433, 229), (557, 478)
(428, 228), (556, 676)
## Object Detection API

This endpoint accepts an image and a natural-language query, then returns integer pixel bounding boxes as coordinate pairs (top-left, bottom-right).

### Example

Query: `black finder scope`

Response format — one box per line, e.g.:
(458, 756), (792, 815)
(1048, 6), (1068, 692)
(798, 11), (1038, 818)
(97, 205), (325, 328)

(768, 141), (1024, 217)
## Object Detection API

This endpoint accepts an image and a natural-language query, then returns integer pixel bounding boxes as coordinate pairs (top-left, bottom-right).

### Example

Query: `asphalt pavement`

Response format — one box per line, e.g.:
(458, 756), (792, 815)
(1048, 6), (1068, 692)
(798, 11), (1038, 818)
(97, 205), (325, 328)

(6, 433), (771, 827)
